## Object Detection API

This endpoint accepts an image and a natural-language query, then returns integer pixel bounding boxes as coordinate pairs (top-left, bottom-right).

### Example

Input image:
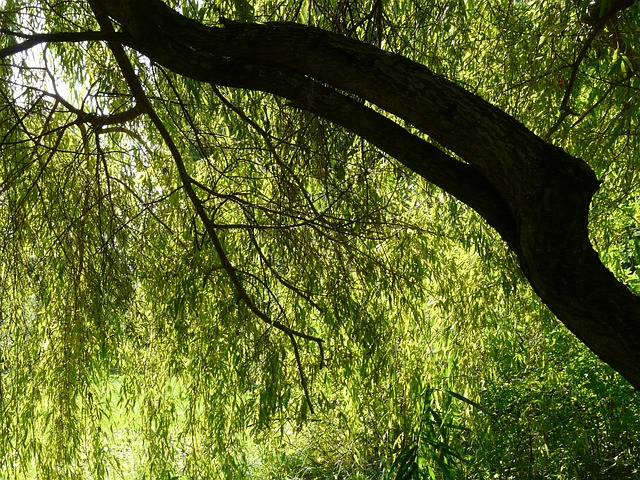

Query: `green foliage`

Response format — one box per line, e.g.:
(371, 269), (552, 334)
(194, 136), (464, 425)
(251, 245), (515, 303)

(389, 386), (470, 480)
(2, 0), (640, 478)
(470, 322), (640, 479)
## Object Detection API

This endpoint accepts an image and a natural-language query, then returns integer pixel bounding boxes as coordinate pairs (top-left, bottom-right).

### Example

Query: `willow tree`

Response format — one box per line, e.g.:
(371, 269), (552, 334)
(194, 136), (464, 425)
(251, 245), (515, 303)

(1, 0), (640, 477)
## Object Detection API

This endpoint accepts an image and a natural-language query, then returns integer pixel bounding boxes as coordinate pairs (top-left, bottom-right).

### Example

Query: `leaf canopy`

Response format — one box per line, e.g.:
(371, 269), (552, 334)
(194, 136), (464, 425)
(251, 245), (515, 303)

(1, 0), (640, 478)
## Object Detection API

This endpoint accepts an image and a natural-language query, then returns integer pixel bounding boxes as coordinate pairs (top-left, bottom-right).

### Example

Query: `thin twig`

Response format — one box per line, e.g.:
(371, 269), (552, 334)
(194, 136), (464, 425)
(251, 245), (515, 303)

(0, 30), (127, 59)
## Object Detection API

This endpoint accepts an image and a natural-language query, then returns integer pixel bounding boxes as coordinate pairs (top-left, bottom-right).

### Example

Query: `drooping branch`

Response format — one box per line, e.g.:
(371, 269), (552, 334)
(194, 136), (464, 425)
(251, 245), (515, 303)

(88, 1), (324, 411)
(85, 0), (640, 388)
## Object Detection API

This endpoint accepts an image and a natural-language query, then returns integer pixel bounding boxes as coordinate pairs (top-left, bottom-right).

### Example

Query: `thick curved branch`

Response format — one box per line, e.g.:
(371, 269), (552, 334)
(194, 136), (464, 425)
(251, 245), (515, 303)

(91, 0), (599, 207)
(92, 2), (518, 243)
(240, 67), (517, 244)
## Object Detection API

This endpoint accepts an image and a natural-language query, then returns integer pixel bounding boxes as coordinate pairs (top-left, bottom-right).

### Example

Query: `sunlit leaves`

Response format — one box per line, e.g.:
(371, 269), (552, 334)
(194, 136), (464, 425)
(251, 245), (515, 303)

(2, 0), (640, 478)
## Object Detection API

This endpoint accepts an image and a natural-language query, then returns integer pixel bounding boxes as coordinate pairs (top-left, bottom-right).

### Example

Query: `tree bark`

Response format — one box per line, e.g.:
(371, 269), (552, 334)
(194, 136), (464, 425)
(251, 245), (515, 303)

(91, 0), (640, 389)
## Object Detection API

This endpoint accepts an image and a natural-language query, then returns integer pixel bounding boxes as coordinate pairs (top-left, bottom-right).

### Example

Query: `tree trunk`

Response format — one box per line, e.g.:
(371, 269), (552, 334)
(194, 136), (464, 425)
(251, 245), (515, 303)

(91, 0), (640, 389)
